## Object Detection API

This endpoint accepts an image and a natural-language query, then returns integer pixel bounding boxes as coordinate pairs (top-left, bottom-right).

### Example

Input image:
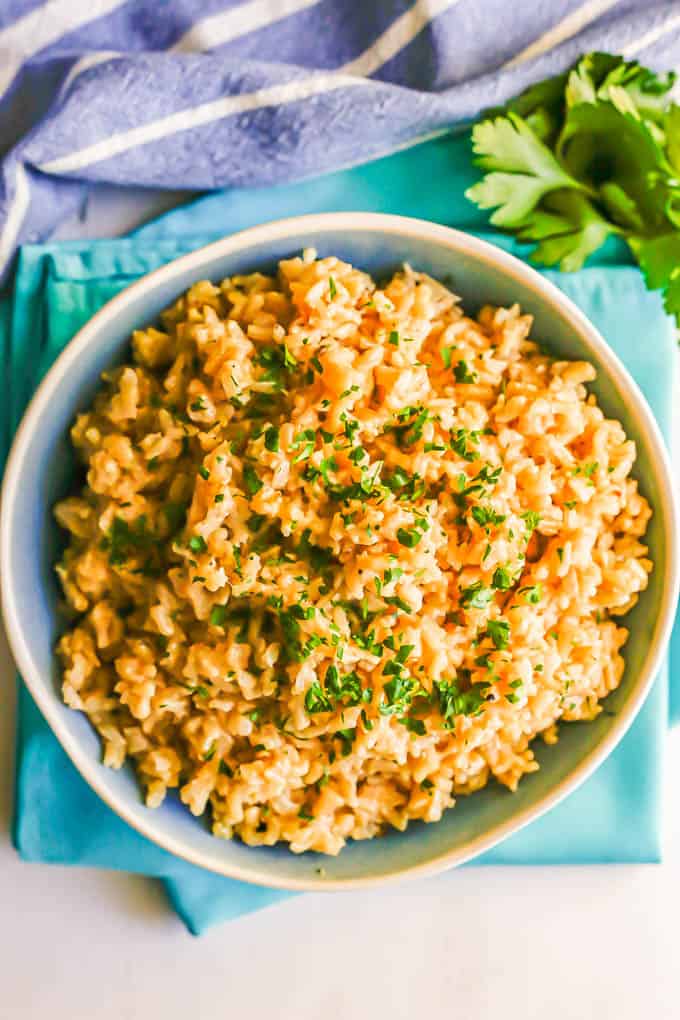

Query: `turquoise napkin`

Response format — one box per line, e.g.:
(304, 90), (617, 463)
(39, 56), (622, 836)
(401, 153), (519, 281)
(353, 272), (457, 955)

(6, 134), (678, 935)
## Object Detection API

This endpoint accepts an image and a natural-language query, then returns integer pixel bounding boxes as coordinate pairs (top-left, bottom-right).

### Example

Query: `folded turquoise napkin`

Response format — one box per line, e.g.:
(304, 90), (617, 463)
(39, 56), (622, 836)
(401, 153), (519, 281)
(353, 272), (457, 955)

(6, 133), (678, 935)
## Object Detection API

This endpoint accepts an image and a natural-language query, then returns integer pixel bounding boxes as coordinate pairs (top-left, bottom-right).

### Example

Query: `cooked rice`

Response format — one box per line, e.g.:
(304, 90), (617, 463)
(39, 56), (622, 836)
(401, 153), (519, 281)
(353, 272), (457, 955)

(54, 250), (653, 855)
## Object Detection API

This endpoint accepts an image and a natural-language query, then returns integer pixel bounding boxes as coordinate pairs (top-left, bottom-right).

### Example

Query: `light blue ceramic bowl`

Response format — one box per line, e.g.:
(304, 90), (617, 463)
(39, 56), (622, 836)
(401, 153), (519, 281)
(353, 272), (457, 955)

(2, 214), (678, 890)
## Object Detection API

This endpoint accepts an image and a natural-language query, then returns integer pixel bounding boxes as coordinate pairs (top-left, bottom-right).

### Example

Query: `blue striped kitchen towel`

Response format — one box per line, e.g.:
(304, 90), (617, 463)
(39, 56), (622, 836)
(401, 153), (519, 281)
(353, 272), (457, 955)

(1, 1), (680, 280)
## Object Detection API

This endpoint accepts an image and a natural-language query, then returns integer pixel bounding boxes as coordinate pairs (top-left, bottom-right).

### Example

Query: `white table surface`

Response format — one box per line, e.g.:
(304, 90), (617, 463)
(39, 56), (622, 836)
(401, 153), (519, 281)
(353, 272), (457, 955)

(1, 186), (679, 1020)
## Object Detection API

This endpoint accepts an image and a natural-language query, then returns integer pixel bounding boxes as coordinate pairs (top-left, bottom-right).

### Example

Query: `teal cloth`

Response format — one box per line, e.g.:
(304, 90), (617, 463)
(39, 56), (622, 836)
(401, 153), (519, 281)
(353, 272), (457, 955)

(5, 134), (678, 936)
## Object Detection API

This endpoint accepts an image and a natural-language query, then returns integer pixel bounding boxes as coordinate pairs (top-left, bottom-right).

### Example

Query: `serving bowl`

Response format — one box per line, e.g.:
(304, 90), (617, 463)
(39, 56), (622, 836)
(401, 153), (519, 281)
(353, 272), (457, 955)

(2, 213), (678, 890)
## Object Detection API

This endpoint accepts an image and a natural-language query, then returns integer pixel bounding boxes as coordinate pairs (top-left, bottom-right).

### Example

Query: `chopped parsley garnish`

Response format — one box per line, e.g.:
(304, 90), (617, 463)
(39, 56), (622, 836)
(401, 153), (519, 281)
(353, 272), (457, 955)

(198, 465), (210, 481)
(449, 427), (481, 462)
(342, 416), (360, 443)
(470, 504), (506, 528)
(318, 455), (338, 483)
(383, 595), (413, 614)
(395, 644), (414, 664)
(386, 405), (432, 449)
(379, 673), (422, 718)
(383, 467), (425, 501)
(328, 277), (337, 300)
(334, 728), (355, 756)
(434, 676), (490, 723)
(101, 515), (154, 566)
(460, 581), (494, 609)
(209, 605), (228, 627)
(361, 709), (374, 731)
(395, 514), (429, 550)
(291, 428), (316, 463)
(255, 346), (288, 389)
(188, 535), (207, 554)
(519, 583), (542, 604)
(455, 463), (502, 504)
(453, 359), (478, 384)
(486, 619), (510, 649)
(402, 716), (426, 735)
(329, 667), (370, 707)
(275, 604), (325, 663)
(521, 510), (541, 532)
(491, 565), (514, 590)
(397, 526), (422, 548)
(264, 426), (280, 452)
(296, 528), (338, 570)
(305, 681), (333, 714)
(243, 464), (263, 496)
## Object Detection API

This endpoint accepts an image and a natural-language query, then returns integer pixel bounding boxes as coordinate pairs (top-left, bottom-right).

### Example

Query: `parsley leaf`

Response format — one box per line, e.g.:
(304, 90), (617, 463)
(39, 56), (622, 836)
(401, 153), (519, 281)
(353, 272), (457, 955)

(209, 605), (228, 627)
(491, 566), (514, 590)
(459, 581), (494, 609)
(305, 682), (334, 714)
(465, 51), (680, 325)
(631, 233), (680, 321)
(466, 111), (582, 228)
(243, 464), (263, 496)
(486, 619), (510, 650)
(397, 527), (422, 548)
(264, 425), (280, 452)
(521, 510), (541, 532)
(453, 359), (478, 384)
(471, 504), (506, 528)
(434, 676), (490, 723)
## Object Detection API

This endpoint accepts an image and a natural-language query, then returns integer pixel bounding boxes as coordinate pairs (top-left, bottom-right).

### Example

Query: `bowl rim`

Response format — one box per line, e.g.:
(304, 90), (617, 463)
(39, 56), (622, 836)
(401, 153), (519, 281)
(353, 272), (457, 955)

(2, 211), (678, 891)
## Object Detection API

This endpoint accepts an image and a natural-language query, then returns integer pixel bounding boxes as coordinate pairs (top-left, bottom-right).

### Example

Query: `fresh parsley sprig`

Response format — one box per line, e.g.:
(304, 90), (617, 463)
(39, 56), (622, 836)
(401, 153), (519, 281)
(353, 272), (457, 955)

(465, 52), (680, 325)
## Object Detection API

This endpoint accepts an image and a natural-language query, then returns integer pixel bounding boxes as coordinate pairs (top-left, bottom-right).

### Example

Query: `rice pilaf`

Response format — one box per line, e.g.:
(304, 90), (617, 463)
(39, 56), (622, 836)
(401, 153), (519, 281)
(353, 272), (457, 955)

(54, 251), (652, 854)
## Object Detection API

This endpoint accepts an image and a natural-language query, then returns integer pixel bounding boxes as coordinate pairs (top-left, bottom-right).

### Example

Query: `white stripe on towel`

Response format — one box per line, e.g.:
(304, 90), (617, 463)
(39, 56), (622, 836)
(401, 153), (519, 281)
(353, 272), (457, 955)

(170, 0), (321, 53)
(0, 0), (128, 99)
(39, 72), (364, 175)
(622, 9), (680, 57)
(340, 0), (461, 77)
(502, 0), (622, 69)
